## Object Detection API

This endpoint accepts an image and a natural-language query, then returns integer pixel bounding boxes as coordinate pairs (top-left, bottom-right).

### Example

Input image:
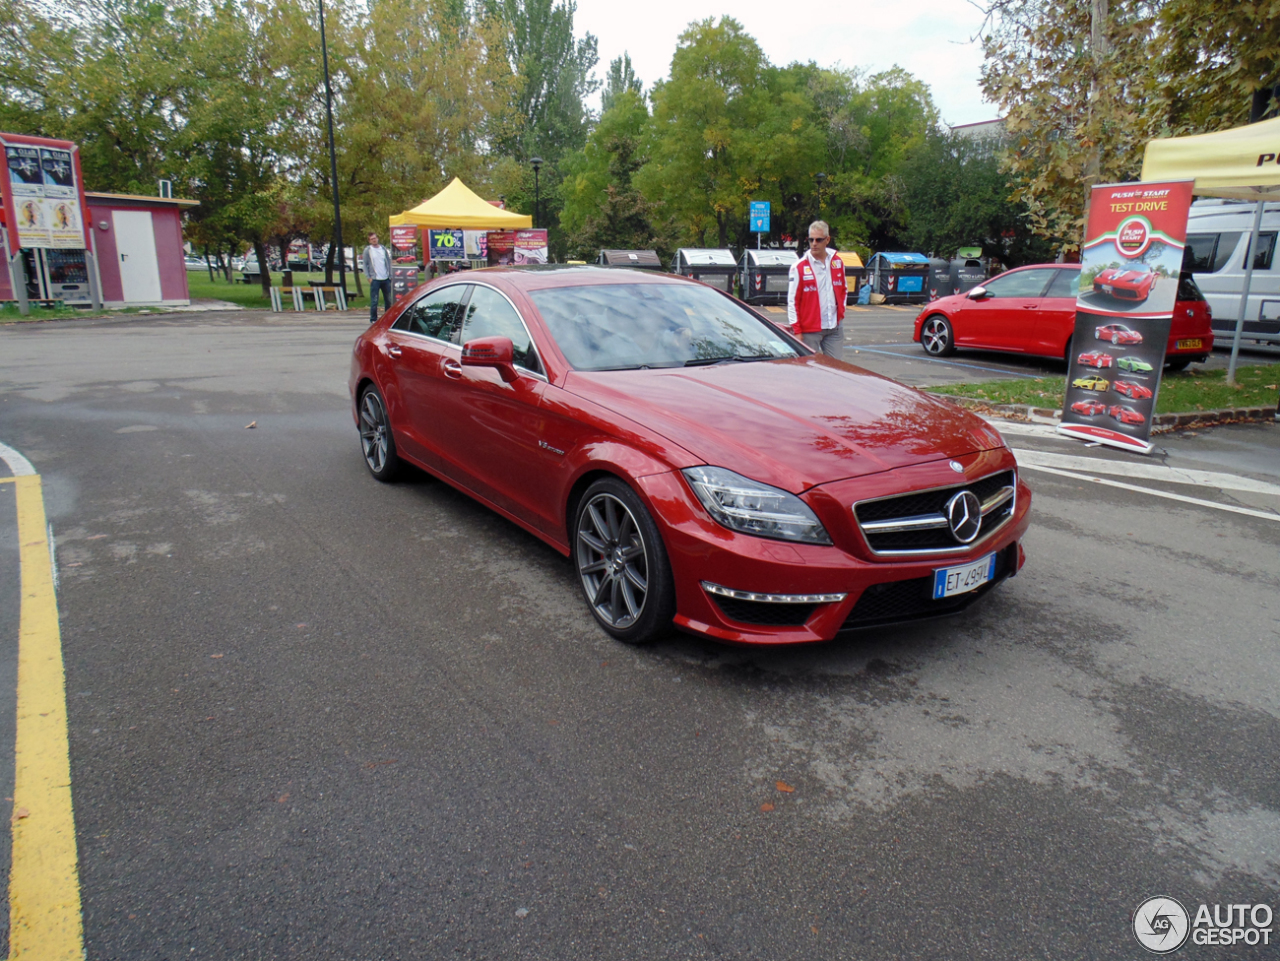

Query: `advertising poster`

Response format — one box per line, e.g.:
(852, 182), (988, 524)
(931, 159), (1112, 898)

(2, 136), (87, 250)
(486, 230), (516, 266)
(391, 266), (419, 300)
(427, 228), (466, 261)
(390, 225), (418, 265)
(514, 229), (548, 265)
(463, 230), (488, 260)
(1058, 180), (1195, 454)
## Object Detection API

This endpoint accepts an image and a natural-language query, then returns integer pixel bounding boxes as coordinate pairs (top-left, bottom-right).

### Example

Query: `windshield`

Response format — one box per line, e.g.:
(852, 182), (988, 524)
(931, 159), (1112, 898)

(529, 282), (801, 371)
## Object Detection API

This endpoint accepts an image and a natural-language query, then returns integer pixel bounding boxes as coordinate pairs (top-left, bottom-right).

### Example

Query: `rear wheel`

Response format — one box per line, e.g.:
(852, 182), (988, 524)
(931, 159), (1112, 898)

(1063, 337), (1074, 366)
(358, 385), (401, 481)
(573, 478), (675, 645)
(1165, 357), (1191, 372)
(920, 315), (955, 356)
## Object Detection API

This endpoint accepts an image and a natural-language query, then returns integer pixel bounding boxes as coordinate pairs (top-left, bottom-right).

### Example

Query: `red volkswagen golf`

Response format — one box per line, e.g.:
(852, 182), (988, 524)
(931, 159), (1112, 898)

(351, 267), (1030, 646)
(913, 264), (1213, 370)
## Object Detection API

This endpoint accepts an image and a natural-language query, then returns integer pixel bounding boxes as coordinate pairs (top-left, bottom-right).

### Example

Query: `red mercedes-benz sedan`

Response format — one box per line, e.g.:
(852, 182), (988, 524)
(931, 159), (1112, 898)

(913, 265), (1213, 370)
(351, 267), (1030, 646)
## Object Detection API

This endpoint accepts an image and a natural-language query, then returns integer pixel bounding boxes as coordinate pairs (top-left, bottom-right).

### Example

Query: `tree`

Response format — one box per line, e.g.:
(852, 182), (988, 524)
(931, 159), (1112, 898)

(601, 53), (642, 112)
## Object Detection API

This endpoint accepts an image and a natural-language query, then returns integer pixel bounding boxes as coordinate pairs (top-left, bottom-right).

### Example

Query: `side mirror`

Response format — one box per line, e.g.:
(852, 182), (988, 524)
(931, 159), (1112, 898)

(461, 336), (518, 383)
(966, 286), (988, 300)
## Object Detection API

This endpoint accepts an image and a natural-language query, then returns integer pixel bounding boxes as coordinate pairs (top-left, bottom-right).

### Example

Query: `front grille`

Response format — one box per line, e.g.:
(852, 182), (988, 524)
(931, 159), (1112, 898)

(854, 469), (1016, 555)
(711, 595), (815, 627)
(840, 545), (1013, 631)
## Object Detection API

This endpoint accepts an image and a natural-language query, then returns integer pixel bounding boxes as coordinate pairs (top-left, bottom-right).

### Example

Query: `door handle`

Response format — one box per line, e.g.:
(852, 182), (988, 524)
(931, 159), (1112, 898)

(1022, 303), (1039, 309)
(443, 359), (462, 378)
(387, 344), (402, 357)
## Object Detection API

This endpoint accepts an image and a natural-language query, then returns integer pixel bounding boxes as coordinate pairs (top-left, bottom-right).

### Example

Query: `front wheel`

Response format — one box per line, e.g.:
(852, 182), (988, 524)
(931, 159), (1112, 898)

(358, 385), (401, 481)
(920, 314), (955, 356)
(573, 478), (675, 645)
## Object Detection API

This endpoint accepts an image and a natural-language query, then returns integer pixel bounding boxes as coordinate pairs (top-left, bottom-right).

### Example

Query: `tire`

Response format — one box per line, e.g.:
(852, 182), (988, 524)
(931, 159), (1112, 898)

(1165, 358), (1191, 372)
(920, 314), (955, 356)
(358, 385), (401, 481)
(573, 477), (675, 645)
(1063, 337), (1073, 366)
(1111, 333), (1121, 345)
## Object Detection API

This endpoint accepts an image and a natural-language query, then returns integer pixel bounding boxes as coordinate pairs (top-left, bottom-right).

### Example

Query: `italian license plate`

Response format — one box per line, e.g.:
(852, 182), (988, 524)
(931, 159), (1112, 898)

(933, 553), (997, 600)
(1176, 338), (1203, 350)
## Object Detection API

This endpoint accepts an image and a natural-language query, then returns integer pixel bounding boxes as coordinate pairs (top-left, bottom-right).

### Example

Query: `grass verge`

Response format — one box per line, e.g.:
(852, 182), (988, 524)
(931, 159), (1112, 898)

(929, 363), (1280, 415)
(187, 270), (375, 307)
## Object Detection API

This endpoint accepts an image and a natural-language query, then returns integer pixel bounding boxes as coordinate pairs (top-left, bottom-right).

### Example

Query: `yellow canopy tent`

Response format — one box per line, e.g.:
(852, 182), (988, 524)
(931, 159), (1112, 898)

(389, 177), (532, 229)
(1142, 116), (1280, 379)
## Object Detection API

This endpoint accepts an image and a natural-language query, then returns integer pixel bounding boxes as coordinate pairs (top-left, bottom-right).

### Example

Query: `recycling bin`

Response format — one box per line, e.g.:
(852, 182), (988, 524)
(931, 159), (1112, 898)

(672, 248), (737, 292)
(597, 249), (665, 271)
(740, 248), (798, 305)
(864, 252), (930, 304)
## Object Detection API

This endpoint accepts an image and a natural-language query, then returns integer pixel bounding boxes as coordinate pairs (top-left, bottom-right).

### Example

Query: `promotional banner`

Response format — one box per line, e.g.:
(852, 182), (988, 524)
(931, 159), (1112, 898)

(390, 225), (418, 249)
(1058, 180), (1195, 454)
(514, 229), (548, 264)
(486, 230), (516, 266)
(1, 134), (88, 250)
(427, 228), (466, 261)
(463, 230), (488, 260)
(391, 266), (419, 300)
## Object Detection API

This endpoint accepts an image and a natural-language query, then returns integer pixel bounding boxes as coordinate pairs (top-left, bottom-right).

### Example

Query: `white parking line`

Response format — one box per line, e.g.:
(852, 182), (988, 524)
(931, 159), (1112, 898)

(1018, 463), (1280, 522)
(1012, 448), (1280, 497)
(0, 440), (36, 476)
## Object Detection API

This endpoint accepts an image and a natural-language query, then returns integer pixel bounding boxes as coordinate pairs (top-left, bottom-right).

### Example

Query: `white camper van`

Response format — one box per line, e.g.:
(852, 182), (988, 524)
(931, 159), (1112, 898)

(1185, 199), (1280, 347)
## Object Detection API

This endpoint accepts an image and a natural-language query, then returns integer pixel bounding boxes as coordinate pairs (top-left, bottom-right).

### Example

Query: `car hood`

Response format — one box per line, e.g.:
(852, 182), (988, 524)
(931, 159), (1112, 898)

(564, 357), (1006, 492)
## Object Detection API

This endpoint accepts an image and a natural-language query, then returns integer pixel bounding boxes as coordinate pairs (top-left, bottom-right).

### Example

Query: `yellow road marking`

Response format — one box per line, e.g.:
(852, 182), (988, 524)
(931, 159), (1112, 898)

(9, 474), (84, 960)
(0, 478), (15, 484)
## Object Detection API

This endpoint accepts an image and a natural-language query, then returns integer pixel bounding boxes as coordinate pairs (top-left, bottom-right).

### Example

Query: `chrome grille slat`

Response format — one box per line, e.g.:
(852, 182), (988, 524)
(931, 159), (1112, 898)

(853, 470), (1016, 556)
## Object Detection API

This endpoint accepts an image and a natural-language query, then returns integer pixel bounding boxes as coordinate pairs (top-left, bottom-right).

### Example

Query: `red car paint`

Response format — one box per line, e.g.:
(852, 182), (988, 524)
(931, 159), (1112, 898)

(1078, 351), (1114, 369)
(1095, 323), (1143, 345)
(1070, 400), (1109, 416)
(351, 267), (1030, 645)
(1112, 380), (1153, 400)
(1108, 405), (1146, 425)
(1093, 265), (1156, 302)
(913, 265), (1214, 364)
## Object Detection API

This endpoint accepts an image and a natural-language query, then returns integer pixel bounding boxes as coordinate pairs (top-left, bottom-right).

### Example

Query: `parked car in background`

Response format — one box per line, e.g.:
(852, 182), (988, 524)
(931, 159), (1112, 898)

(1184, 199), (1280, 348)
(912, 265), (1214, 369)
(184, 256), (207, 271)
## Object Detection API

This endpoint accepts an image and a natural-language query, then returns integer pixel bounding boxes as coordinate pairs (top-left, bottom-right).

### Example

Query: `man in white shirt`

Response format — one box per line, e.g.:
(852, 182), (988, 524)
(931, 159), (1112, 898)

(786, 220), (847, 360)
(363, 233), (393, 324)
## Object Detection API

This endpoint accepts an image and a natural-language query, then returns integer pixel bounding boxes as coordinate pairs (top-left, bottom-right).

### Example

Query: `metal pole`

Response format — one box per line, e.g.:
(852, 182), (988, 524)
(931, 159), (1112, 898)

(319, 0), (346, 293)
(1227, 198), (1265, 384)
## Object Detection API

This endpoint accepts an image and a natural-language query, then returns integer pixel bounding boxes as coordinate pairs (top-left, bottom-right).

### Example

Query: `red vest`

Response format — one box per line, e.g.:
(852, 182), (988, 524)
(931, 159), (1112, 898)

(791, 252), (847, 333)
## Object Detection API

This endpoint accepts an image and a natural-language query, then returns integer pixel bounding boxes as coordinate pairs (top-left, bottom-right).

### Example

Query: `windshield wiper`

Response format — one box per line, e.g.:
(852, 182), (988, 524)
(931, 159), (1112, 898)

(684, 353), (779, 366)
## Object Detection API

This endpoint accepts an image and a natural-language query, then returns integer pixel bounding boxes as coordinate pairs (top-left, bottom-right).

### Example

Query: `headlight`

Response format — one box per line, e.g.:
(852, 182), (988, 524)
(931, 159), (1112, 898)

(682, 466), (831, 545)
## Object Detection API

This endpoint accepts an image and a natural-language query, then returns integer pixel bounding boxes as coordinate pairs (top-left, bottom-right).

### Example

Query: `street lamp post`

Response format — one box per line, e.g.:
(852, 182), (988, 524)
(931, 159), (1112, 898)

(815, 171), (827, 212)
(530, 157), (543, 230)
(318, 0), (345, 291)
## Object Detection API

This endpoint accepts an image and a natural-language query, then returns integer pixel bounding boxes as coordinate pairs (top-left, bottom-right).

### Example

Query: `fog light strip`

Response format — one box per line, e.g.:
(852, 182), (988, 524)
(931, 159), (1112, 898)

(701, 581), (846, 604)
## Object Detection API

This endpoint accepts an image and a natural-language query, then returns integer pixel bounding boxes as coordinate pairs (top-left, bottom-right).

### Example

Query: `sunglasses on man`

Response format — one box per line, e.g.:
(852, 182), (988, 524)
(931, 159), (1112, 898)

(808, 236), (827, 245)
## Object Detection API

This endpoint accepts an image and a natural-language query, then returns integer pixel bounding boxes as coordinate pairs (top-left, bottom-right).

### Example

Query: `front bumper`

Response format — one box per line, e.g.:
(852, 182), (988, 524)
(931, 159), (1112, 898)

(637, 450), (1031, 645)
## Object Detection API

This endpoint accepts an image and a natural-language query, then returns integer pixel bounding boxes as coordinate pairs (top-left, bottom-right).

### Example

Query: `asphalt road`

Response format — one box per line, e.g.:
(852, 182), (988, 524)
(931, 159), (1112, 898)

(1, 307), (1277, 960)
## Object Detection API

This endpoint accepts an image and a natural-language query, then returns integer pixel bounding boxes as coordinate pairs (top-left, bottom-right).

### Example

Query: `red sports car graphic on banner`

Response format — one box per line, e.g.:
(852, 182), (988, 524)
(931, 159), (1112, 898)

(1077, 351), (1114, 369)
(1093, 264), (1156, 302)
(1108, 405), (1146, 426)
(1070, 400), (1109, 416)
(1112, 380), (1153, 400)
(1094, 323), (1143, 345)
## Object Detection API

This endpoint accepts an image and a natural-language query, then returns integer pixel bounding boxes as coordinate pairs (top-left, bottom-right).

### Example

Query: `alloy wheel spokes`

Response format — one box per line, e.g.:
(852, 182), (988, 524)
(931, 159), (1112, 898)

(577, 492), (649, 629)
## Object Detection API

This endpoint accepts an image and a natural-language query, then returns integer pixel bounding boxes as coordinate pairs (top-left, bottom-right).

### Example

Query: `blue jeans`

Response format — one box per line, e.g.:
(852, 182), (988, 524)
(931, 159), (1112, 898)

(369, 278), (393, 323)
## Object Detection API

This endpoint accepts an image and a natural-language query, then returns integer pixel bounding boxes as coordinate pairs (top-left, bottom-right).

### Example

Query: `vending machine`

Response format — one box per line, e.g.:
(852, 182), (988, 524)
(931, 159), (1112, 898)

(20, 246), (92, 303)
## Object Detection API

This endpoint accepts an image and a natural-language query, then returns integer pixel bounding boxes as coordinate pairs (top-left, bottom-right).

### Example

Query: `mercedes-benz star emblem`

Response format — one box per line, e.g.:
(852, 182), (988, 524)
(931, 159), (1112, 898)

(945, 490), (982, 543)
(949, 460), (965, 473)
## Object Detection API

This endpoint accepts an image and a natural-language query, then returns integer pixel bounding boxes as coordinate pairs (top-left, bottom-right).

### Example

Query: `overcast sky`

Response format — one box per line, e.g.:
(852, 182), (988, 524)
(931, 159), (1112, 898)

(574, 0), (999, 128)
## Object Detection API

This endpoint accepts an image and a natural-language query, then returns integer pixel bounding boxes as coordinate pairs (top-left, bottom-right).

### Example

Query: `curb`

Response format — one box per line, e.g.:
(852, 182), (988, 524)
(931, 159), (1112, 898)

(927, 392), (1279, 432)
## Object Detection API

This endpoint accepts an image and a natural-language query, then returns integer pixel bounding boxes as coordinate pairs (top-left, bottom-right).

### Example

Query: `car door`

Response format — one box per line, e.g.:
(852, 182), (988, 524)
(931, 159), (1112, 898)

(383, 284), (471, 467)
(965, 267), (1057, 352)
(430, 283), (555, 532)
(1030, 268), (1082, 358)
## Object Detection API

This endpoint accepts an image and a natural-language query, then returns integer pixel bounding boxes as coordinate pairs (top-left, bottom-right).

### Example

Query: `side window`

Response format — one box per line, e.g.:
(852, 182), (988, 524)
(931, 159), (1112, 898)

(1244, 231), (1277, 271)
(1044, 269), (1080, 299)
(1183, 233), (1218, 272)
(395, 285), (470, 340)
(459, 285), (542, 374)
(1213, 232), (1242, 272)
(982, 268), (1055, 298)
